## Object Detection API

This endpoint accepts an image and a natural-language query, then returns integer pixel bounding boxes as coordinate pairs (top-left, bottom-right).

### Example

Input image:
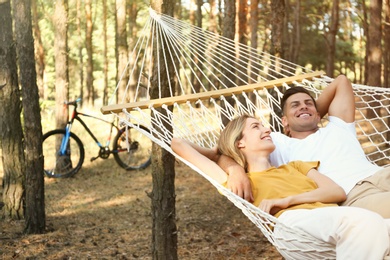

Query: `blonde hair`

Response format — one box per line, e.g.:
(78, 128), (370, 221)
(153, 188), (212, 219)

(218, 114), (254, 171)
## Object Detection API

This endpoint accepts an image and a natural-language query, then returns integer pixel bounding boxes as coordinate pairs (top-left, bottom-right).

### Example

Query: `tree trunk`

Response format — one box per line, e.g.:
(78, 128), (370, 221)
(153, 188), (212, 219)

(385, 0), (390, 142)
(193, 0), (203, 99)
(0, 0), (25, 220)
(270, 0), (285, 62)
(85, 0), (94, 106)
(54, 0), (69, 129)
(367, 0), (383, 118)
(361, 0), (369, 84)
(291, 0), (301, 65)
(208, 0), (218, 34)
(207, 0), (218, 91)
(367, 0), (383, 87)
(220, 0), (236, 127)
(115, 0), (129, 103)
(385, 0), (390, 89)
(76, 0), (84, 104)
(102, 0), (109, 105)
(269, 0), (285, 132)
(249, 0), (259, 86)
(326, 0), (339, 77)
(31, 0), (45, 100)
(12, 0), (45, 233)
(189, 0), (196, 94)
(149, 1), (178, 258)
(127, 0), (139, 101)
(236, 0), (248, 80)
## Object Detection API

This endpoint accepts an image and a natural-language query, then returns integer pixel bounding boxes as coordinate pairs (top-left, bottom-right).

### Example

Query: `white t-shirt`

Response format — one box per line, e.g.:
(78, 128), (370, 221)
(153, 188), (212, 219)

(269, 116), (382, 194)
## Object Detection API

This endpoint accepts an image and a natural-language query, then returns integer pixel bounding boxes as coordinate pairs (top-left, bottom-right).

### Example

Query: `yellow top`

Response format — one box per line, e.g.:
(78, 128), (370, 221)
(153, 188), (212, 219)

(225, 161), (338, 218)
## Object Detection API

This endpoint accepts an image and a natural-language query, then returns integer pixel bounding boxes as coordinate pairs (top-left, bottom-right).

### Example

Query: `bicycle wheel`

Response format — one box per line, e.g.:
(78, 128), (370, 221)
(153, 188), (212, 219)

(113, 125), (152, 170)
(42, 129), (85, 178)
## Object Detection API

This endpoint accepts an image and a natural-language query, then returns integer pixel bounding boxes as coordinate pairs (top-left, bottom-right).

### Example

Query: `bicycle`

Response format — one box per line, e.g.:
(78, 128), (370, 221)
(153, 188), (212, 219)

(42, 98), (152, 178)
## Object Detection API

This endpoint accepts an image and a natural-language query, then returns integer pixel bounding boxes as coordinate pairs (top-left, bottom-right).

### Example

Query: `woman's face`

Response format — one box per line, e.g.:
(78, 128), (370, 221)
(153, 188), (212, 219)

(237, 117), (275, 154)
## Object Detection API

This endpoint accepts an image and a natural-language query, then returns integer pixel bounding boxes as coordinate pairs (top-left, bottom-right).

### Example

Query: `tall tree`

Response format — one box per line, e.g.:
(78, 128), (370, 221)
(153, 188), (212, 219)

(115, 0), (129, 103)
(236, 0), (248, 86)
(102, 0), (109, 105)
(208, 0), (218, 34)
(270, 0), (285, 62)
(367, 0), (383, 118)
(248, 0), (259, 103)
(269, 0), (285, 132)
(12, 0), (45, 233)
(367, 0), (383, 88)
(54, 0), (69, 129)
(192, 0), (203, 97)
(31, 0), (45, 99)
(361, 0), (370, 84)
(127, 0), (140, 101)
(326, 0), (340, 77)
(290, 0), (301, 65)
(150, 0), (178, 258)
(189, 0), (198, 95)
(385, 0), (390, 89)
(385, 0), (390, 142)
(220, 0), (236, 127)
(76, 0), (84, 103)
(85, 0), (94, 106)
(249, 0), (259, 74)
(0, 0), (25, 220)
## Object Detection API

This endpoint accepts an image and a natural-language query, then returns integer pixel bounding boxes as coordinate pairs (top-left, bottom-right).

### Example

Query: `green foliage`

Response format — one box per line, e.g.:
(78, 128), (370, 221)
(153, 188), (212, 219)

(34, 0), (377, 105)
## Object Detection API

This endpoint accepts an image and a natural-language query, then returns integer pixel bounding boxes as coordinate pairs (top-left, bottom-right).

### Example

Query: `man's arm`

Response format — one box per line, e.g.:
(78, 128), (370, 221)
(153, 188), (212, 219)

(316, 75), (355, 123)
(218, 154), (254, 202)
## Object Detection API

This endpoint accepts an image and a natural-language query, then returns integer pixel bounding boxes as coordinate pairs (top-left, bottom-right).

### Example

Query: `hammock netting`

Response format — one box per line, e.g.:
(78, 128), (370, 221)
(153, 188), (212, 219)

(102, 8), (390, 259)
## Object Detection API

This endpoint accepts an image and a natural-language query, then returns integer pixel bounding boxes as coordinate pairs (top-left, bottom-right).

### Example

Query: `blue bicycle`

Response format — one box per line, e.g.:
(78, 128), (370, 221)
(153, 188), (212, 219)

(42, 98), (152, 178)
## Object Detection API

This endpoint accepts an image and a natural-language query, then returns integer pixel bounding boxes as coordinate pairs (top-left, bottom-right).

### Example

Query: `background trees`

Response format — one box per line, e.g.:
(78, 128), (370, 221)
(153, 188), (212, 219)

(14, 0), (388, 105)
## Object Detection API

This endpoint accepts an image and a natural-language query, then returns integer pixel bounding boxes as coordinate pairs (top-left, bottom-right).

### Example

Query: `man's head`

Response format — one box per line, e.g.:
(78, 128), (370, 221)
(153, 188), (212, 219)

(281, 87), (317, 113)
(281, 87), (320, 137)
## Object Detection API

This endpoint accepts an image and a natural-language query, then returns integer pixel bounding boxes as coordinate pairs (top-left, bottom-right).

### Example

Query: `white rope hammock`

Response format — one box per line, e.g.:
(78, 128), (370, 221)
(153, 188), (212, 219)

(102, 8), (390, 259)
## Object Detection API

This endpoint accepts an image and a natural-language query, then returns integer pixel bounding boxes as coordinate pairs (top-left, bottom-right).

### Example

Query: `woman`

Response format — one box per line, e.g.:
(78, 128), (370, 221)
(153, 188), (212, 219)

(171, 114), (390, 260)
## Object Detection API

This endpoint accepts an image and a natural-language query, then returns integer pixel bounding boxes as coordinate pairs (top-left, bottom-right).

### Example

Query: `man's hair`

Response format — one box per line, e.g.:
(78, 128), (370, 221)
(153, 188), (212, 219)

(280, 86), (317, 114)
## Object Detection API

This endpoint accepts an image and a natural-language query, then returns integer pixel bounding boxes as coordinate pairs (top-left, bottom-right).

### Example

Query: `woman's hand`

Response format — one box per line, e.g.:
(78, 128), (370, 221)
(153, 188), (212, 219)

(259, 197), (291, 215)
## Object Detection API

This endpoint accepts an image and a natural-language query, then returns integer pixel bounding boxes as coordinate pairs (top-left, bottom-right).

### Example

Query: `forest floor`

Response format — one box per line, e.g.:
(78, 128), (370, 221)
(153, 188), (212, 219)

(0, 107), (282, 259)
(0, 158), (282, 260)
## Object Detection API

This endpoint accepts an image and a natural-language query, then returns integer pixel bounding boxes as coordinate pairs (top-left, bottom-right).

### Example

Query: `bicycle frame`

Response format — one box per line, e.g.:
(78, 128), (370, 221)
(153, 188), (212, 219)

(59, 100), (119, 156)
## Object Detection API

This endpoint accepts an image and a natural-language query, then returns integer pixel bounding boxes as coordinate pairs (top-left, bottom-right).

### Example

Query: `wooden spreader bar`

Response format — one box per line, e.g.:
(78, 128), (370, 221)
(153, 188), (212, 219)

(101, 71), (325, 114)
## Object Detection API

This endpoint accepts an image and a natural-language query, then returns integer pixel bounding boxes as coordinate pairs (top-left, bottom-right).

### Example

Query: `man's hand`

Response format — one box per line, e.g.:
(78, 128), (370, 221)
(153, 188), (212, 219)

(226, 166), (254, 202)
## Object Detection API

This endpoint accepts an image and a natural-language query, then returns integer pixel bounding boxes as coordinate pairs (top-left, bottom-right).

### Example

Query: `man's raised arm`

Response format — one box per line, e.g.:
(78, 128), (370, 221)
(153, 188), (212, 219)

(316, 75), (355, 123)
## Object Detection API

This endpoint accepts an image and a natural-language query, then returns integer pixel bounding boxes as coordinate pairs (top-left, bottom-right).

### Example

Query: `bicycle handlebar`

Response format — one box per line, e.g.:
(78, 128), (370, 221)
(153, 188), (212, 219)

(64, 98), (82, 107)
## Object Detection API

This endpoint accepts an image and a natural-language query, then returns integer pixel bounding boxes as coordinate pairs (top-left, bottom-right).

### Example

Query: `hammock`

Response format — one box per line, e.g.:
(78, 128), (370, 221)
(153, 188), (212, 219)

(102, 8), (390, 259)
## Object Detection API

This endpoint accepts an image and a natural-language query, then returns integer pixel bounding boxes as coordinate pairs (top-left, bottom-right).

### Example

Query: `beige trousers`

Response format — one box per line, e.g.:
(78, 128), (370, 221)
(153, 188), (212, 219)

(341, 166), (390, 218)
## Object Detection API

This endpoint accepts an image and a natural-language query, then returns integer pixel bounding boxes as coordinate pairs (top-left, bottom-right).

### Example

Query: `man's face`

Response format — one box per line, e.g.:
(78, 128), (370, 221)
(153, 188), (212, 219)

(281, 92), (320, 133)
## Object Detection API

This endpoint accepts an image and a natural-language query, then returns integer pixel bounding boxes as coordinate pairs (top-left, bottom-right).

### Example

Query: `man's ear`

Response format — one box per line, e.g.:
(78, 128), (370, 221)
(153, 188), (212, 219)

(281, 116), (288, 128)
(315, 112), (321, 122)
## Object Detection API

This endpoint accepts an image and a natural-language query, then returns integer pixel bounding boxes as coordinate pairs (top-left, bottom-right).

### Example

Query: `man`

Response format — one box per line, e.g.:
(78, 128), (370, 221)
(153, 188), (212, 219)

(222, 75), (390, 218)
